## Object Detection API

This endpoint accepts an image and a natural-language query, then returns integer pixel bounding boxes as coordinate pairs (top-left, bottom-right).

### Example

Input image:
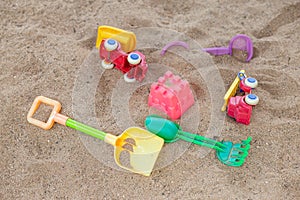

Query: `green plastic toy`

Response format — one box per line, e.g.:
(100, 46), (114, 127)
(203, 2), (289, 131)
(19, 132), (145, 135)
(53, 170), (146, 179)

(145, 115), (252, 167)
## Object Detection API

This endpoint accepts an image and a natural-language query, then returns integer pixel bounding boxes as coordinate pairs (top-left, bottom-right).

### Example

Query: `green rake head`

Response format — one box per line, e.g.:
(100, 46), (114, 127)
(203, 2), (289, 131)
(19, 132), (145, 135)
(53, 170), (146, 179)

(216, 137), (252, 167)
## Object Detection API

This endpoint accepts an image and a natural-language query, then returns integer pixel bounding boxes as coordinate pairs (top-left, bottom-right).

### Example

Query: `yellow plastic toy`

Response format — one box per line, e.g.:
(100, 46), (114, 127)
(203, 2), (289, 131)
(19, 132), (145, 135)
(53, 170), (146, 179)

(27, 96), (164, 176)
(221, 70), (245, 111)
(95, 25), (136, 53)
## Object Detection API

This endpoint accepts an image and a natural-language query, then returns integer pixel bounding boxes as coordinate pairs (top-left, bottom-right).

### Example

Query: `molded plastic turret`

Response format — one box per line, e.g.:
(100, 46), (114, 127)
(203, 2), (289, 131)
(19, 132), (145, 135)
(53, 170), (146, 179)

(148, 71), (195, 120)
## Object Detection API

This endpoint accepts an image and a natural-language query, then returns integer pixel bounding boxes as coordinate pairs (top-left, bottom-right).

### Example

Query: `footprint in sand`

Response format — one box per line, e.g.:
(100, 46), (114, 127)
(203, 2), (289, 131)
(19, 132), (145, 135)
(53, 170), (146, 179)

(253, 2), (300, 39)
(254, 69), (299, 121)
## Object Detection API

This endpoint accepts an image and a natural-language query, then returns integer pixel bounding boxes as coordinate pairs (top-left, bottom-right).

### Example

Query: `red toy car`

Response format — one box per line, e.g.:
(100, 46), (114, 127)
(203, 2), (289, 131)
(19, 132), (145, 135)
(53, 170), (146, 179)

(99, 39), (148, 82)
(223, 70), (259, 125)
(227, 94), (259, 125)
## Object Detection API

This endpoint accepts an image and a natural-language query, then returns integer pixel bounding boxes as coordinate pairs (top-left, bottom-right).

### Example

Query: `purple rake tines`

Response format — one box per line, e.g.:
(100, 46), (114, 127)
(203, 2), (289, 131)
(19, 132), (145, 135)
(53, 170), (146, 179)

(202, 34), (253, 62)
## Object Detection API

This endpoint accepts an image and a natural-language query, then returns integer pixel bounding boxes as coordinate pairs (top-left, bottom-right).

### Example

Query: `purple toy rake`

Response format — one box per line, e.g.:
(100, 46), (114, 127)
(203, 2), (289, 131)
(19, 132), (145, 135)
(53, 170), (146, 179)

(202, 34), (253, 62)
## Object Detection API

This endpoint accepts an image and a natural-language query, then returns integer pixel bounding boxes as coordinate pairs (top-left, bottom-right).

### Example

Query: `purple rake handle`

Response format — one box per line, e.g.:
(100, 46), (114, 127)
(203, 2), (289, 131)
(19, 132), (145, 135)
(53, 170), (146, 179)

(202, 47), (230, 56)
(160, 41), (189, 56)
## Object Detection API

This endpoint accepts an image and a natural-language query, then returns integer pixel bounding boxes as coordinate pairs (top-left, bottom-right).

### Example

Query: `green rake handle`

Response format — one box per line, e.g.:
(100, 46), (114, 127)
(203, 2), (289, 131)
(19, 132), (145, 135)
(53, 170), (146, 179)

(177, 134), (224, 151)
(144, 115), (226, 151)
(179, 130), (227, 149)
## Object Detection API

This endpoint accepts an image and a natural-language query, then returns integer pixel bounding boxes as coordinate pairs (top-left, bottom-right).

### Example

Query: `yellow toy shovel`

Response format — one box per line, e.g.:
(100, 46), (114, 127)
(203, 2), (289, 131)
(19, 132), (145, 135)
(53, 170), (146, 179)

(27, 96), (164, 176)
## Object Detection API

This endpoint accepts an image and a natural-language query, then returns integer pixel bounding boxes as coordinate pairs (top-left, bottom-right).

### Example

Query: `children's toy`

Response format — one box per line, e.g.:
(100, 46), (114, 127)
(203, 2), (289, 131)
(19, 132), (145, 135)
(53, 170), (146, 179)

(145, 115), (252, 167)
(227, 94), (259, 125)
(99, 38), (148, 82)
(96, 25), (146, 82)
(202, 34), (253, 62)
(148, 71), (195, 120)
(96, 25), (136, 53)
(239, 76), (258, 93)
(160, 41), (189, 56)
(222, 70), (259, 125)
(27, 96), (164, 176)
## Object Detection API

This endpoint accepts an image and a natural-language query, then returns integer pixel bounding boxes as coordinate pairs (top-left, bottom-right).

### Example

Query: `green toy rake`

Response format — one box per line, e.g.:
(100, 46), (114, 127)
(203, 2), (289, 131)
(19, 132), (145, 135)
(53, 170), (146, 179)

(145, 115), (251, 167)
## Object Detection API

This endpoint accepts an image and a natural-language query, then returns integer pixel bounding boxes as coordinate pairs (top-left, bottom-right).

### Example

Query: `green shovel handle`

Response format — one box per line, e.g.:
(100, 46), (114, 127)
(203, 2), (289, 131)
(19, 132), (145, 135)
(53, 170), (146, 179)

(65, 118), (107, 140)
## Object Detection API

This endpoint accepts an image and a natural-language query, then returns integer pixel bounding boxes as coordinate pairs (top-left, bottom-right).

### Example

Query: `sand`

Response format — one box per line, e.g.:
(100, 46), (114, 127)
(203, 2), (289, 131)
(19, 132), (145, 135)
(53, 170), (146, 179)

(1, 0), (300, 199)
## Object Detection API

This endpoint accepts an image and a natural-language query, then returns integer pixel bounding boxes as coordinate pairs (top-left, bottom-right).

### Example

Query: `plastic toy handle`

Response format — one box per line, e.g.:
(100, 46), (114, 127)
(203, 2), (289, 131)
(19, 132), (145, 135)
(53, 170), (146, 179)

(27, 96), (107, 141)
(27, 96), (63, 130)
(178, 130), (226, 148)
(65, 118), (107, 141)
(177, 135), (224, 151)
(202, 47), (230, 56)
(160, 41), (189, 56)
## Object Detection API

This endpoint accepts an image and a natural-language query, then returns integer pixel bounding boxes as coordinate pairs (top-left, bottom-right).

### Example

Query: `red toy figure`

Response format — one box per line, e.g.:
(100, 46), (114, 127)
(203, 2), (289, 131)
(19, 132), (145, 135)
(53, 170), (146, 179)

(148, 71), (195, 120)
(99, 38), (148, 82)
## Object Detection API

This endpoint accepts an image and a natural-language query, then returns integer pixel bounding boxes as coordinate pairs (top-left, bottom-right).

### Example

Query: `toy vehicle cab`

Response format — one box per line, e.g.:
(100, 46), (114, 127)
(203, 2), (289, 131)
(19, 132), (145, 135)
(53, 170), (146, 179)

(227, 94), (259, 125)
(237, 71), (258, 93)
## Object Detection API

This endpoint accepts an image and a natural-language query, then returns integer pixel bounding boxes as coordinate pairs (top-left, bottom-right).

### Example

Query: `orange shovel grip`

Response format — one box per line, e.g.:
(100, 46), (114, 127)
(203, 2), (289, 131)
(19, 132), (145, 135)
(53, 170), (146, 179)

(27, 96), (68, 130)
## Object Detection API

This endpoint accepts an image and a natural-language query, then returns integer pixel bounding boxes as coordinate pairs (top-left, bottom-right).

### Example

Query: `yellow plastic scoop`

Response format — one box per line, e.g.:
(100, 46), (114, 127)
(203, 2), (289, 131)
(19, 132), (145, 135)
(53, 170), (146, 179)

(95, 25), (136, 53)
(27, 96), (164, 176)
(221, 70), (245, 111)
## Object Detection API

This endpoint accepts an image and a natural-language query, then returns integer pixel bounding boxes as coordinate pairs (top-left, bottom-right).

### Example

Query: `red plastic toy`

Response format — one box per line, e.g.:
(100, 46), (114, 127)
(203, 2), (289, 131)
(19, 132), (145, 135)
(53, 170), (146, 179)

(148, 71), (195, 120)
(237, 71), (258, 93)
(227, 94), (259, 125)
(224, 70), (259, 125)
(99, 39), (148, 82)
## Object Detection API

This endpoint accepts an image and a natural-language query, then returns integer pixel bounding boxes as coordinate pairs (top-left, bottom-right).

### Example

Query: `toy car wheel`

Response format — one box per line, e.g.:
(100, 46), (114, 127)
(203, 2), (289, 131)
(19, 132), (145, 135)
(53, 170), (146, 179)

(245, 94), (259, 105)
(127, 53), (141, 65)
(101, 60), (114, 69)
(244, 77), (258, 89)
(124, 73), (136, 83)
(104, 39), (118, 51)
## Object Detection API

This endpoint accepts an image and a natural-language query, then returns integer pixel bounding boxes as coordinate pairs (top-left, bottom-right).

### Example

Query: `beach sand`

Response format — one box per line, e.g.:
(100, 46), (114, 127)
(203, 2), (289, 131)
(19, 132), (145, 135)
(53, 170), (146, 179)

(1, 0), (299, 199)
